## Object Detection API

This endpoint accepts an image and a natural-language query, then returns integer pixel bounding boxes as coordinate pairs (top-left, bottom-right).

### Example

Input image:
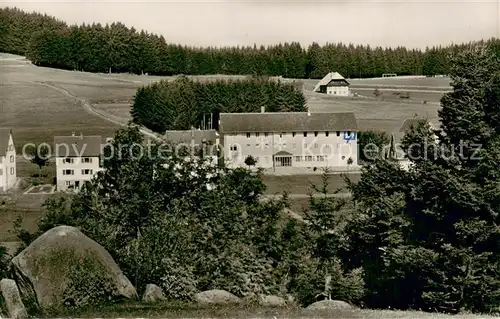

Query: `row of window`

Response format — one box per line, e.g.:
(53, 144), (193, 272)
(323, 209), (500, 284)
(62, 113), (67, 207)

(62, 169), (94, 175)
(62, 158), (94, 164)
(244, 131), (352, 138)
(232, 143), (347, 150)
(0, 168), (15, 175)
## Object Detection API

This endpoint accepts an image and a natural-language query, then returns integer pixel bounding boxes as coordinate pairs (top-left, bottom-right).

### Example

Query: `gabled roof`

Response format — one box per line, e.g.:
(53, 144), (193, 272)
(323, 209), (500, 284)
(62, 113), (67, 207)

(163, 130), (218, 145)
(0, 128), (13, 157)
(54, 135), (103, 157)
(274, 150), (293, 156)
(313, 72), (349, 92)
(399, 118), (433, 132)
(219, 112), (358, 133)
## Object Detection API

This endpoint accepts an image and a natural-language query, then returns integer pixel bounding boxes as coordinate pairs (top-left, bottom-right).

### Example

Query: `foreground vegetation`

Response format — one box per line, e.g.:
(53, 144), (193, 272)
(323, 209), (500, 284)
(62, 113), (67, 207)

(1, 7), (500, 77)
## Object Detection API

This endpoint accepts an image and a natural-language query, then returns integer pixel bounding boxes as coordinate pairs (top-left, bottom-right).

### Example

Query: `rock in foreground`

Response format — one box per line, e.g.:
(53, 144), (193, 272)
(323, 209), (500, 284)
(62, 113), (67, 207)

(142, 284), (166, 303)
(258, 294), (287, 307)
(10, 225), (137, 310)
(306, 299), (353, 310)
(194, 290), (240, 305)
(0, 278), (28, 319)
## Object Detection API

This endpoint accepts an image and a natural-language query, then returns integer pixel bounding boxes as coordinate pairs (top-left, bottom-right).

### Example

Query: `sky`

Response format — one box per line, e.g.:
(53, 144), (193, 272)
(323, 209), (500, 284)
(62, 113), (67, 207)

(2, 0), (500, 49)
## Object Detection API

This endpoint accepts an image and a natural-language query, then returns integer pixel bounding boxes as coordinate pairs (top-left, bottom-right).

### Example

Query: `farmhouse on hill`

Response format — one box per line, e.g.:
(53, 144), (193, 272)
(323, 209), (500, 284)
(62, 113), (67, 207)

(54, 133), (103, 191)
(219, 109), (359, 171)
(0, 128), (17, 192)
(313, 72), (351, 96)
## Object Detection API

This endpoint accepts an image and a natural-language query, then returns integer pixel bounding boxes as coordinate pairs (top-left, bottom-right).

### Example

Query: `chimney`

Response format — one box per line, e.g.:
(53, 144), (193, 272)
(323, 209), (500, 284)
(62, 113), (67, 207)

(261, 106), (265, 113)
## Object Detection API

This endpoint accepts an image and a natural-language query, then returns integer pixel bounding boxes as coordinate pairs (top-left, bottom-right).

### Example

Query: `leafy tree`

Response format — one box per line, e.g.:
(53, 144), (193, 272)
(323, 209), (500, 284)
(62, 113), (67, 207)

(244, 155), (257, 169)
(357, 131), (390, 162)
(28, 144), (50, 170)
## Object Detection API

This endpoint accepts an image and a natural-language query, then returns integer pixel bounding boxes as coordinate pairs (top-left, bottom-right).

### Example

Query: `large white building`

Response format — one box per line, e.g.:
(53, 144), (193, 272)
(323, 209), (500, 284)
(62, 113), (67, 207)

(313, 72), (351, 96)
(54, 134), (103, 191)
(219, 111), (359, 171)
(0, 128), (17, 192)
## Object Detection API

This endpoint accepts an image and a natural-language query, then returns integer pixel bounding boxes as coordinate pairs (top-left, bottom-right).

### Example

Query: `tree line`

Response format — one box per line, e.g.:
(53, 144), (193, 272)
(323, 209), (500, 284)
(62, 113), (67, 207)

(2, 6), (499, 78)
(131, 76), (306, 133)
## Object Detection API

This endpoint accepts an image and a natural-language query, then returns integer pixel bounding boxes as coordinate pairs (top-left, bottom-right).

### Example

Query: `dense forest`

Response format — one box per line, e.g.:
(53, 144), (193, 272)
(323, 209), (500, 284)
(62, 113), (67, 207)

(2, 7), (499, 78)
(131, 76), (306, 133)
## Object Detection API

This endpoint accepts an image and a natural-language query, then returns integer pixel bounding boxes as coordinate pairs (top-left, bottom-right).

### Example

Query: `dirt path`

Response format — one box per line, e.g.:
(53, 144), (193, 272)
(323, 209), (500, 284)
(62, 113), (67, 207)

(34, 81), (162, 141)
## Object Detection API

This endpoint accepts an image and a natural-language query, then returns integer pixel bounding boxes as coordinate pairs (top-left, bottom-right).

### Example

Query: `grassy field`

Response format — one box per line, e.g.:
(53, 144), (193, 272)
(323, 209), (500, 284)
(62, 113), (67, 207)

(46, 301), (497, 319)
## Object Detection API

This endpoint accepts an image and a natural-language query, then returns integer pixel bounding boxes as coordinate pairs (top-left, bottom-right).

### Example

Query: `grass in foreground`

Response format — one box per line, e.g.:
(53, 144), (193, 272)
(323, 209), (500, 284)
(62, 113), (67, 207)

(43, 302), (498, 319)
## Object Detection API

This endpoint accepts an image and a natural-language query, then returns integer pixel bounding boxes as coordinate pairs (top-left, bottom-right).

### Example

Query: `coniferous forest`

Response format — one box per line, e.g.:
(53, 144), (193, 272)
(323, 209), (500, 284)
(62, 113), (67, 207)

(2, 7), (499, 78)
(131, 76), (306, 133)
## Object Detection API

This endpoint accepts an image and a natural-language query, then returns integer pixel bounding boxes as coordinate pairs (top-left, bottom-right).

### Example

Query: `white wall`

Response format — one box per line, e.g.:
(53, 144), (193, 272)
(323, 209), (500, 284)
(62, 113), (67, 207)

(0, 134), (17, 191)
(0, 157), (5, 192)
(326, 86), (350, 96)
(56, 156), (101, 191)
(223, 130), (358, 169)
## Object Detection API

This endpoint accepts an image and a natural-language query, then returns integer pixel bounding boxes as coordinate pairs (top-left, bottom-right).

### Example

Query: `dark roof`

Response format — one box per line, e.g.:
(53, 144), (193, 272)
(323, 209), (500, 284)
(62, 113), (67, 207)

(163, 130), (218, 145)
(54, 135), (103, 157)
(219, 112), (358, 133)
(274, 151), (293, 156)
(0, 128), (13, 157)
(326, 79), (350, 87)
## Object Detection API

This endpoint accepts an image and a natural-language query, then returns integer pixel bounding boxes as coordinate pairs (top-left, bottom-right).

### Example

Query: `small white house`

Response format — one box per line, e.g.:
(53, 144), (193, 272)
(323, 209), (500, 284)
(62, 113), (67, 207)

(54, 133), (103, 191)
(0, 128), (17, 192)
(313, 72), (350, 96)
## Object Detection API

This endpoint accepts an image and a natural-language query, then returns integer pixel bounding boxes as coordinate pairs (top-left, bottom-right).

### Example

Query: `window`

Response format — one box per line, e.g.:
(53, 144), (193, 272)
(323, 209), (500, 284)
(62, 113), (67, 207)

(8, 145), (14, 151)
(336, 131), (340, 137)
(81, 157), (92, 164)
(264, 133), (269, 137)
(82, 169), (93, 175)
(10, 155), (14, 163)
(256, 133), (260, 137)
(314, 143), (319, 149)
(314, 132), (318, 137)
(303, 132), (307, 137)
(10, 167), (14, 175)
(230, 145), (238, 151)
(63, 169), (74, 175)
(292, 143), (296, 149)
(246, 133), (251, 138)
(342, 156), (346, 160)
(306, 156), (313, 161)
(347, 131), (351, 135)
(65, 181), (71, 186)
(265, 144), (269, 147)
(304, 143), (308, 148)
(279, 133), (283, 138)
(326, 132), (329, 137)
(294, 156), (301, 162)
(63, 158), (74, 164)
(317, 155), (325, 161)
(292, 132), (296, 137)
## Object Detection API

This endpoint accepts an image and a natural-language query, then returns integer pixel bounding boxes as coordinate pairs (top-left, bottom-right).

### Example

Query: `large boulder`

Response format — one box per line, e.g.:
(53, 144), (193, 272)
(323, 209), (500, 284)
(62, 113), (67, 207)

(306, 299), (353, 310)
(258, 294), (286, 307)
(142, 284), (166, 303)
(10, 226), (137, 310)
(0, 279), (28, 319)
(194, 290), (240, 305)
